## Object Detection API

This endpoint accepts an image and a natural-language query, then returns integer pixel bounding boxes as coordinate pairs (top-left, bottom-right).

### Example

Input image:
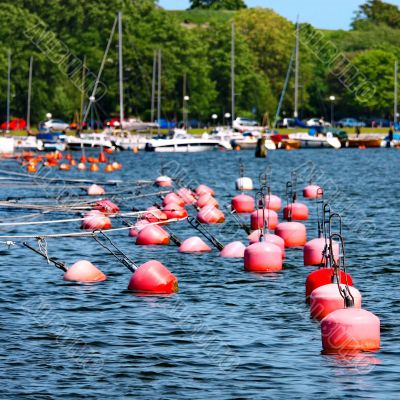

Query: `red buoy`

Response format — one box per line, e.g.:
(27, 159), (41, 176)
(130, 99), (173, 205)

(128, 260), (178, 294)
(244, 242), (283, 272)
(303, 237), (339, 266)
(87, 184), (105, 196)
(163, 203), (188, 220)
(250, 209), (278, 230)
(179, 237), (211, 253)
(275, 221), (307, 247)
(136, 224), (170, 245)
(155, 176), (172, 187)
(196, 205), (225, 224)
(196, 193), (219, 209)
(310, 283), (362, 320)
(305, 268), (353, 303)
(98, 151), (107, 163)
(128, 219), (150, 237)
(145, 207), (168, 223)
(248, 232), (285, 259)
(81, 210), (112, 230)
(231, 194), (255, 214)
(321, 308), (380, 353)
(63, 260), (107, 282)
(162, 192), (185, 207)
(265, 194), (282, 211)
(80, 154), (87, 163)
(95, 199), (120, 215)
(303, 184), (323, 199)
(283, 203), (309, 220)
(219, 241), (246, 258)
(195, 184), (215, 197)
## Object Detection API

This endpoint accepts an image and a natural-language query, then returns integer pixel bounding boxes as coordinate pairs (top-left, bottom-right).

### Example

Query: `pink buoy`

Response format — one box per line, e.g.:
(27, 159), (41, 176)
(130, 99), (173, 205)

(303, 237), (340, 266)
(196, 193), (219, 209)
(162, 192), (185, 207)
(196, 184), (215, 197)
(136, 224), (170, 245)
(283, 202), (309, 220)
(129, 219), (150, 237)
(177, 188), (197, 205)
(197, 205), (225, 224)
(321, 308), (380, 353)
(219, 241), (246, 258)
(231, 194), (255, 213)
(248, 232), (285, 259)
(250, 209), (278, 230)
(95, 199), (120, 215)
(310, 283), (362, 320)
(275, 221), (306, 247)
(265, 194), (282, 211)
(81, 210), (112, 230)
(128, 260), (178, 294)
(244, 242), (283, 272)
(163, 203), (188, 220)
(155, 176), (172, 187)
(303, 184), (323, 199)
(63, 260), (107, 282)
(179, 236), (211, 253)
(305, 268), (353, 303)
(87, 184), (105, 196)
(145, 207), (168, 223)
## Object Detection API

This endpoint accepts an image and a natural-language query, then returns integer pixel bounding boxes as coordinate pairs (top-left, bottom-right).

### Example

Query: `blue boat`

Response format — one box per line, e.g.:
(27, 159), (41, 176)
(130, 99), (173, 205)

(37, 131), (67, 151)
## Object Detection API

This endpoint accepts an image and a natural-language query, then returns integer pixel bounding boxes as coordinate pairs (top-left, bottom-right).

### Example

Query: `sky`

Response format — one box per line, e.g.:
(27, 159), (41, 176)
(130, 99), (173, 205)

(158, 0), (400, 30)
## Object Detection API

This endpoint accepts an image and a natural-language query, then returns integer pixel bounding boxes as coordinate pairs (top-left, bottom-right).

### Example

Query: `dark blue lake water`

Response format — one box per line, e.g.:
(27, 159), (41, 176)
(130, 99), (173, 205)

(0, 148), (399, 399)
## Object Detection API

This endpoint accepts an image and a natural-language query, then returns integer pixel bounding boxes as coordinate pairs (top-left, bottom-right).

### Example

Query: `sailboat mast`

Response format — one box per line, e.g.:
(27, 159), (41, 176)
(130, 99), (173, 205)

(183, 72), (187, 128)
(157, 49), (162, 135)
(27, 56), (33, 131)
(231, 21), (235, 124)
(294, 21), (299, 118)
(151, 50), (156, 123)
(79, 55), (86, 132)
(118, 10), (124, 127)
(395, 60), (398, 125)
(6, 50), (11, 132)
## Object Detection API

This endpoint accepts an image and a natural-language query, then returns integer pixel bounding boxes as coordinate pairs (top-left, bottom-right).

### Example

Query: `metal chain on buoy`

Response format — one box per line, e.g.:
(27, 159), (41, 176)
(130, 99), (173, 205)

(187, 217), (224, 251)
(285, 181), (293, 221)
(291, 171), (297, 203)
(329, 232), (355, 308)
(37, 237), (50, 264)
(239, 159), (244, 179)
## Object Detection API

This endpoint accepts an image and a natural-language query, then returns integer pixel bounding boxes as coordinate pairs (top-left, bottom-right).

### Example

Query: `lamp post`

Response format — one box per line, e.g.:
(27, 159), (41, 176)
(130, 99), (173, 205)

(211, 113), (218, 128)
(224, 112), (231, 128)
(183, 95), (189, 129)
(329, 95), (335, 126)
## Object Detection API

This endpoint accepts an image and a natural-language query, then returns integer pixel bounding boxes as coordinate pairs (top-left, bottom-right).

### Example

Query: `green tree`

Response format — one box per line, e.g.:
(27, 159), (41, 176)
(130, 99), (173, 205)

(189, 0), (247, 10)
(353, 0), (400, 29)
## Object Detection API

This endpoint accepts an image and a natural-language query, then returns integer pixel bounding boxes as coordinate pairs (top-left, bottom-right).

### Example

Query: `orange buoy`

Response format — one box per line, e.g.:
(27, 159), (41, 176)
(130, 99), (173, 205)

(144, 207), (168, 223)
(87, 184), (105, 196)
(321, 308), (380, 353)
(98, 151), (107, 163)
(236, 177), (253, 191)
(162, 192), (185, 207)
(77, 162), (87, 171)
(196, 193), (219, 209)
(104, 164), (114, 172)
(305, 268), (353, 303)
(219, 241), (246, 258)
(303, 185), (323, 199)
(95, 199), (120, 214)
(310, 283), (362, 320)
(231, 194), (255, 213)
(136, 225), (170, 245)
(104, 147), (113, 154)
(69, 159), (77, 166)
(56, 151), (63, 160)
(163, 203), (188, 220)
(80, 154), (87, 163)
(304, 237), (340, 266)
(128, 260), (178, 294)
(275, 221), (307, 247)
(196, 205), (225, 224)
(81, 210), (112, 230)
(90, 163), (100, 172)
(250, 209), (278, 230)
(155, 176), (173, 187)
(63, 260), (107, 283)
(59, 163), (70, 171)
(65, 153), (72, 161)
(179, 237), (211, 253)
(177, 188), (197, 205)
(265, 194), (282, 211)
(27, 164), (37, 173)
(244, 242), (283, 272)
(283, 202), (309, 220)
(112, 161), (122, 170)
(195, 184), (215, 197)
